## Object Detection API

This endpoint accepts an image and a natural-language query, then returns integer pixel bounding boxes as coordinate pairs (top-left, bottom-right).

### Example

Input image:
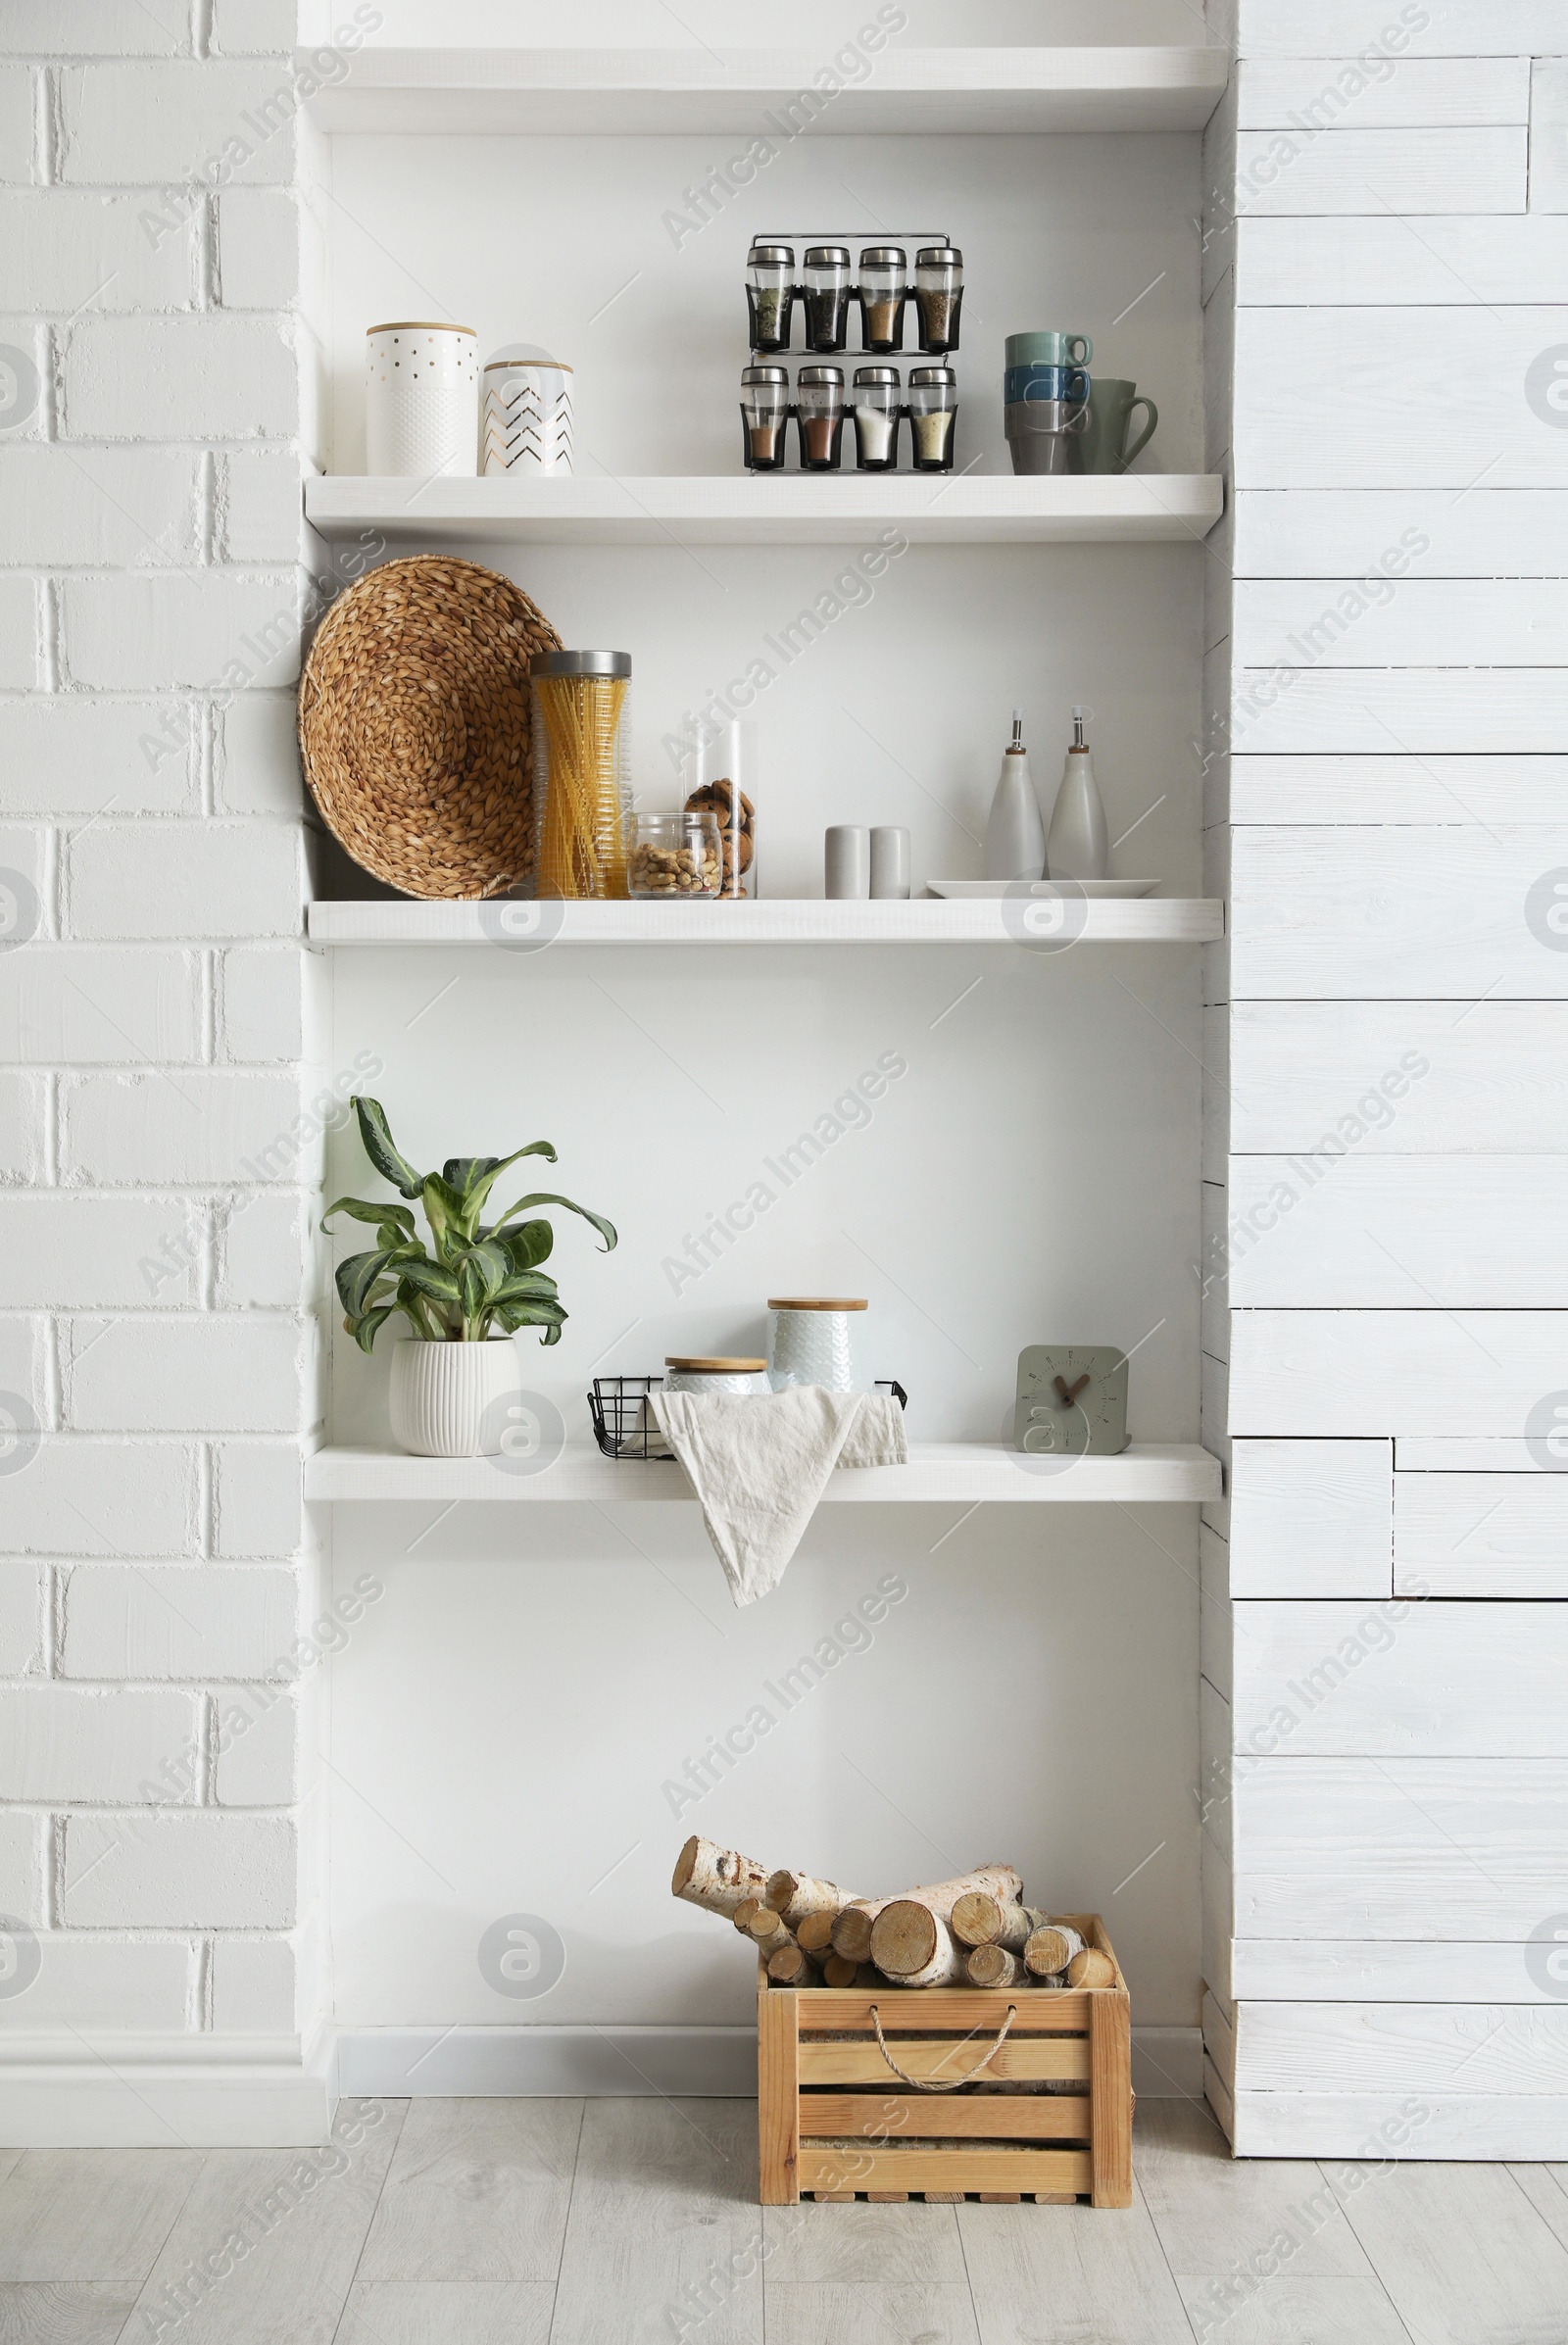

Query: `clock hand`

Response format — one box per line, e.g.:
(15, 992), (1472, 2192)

(1064, 1373), (1091, 1406)
(1053, 1375), (1073, 1406)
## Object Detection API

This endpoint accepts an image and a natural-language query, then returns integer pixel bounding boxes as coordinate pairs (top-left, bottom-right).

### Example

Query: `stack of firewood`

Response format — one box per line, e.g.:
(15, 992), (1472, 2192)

(672, 1835), (1116, 1991)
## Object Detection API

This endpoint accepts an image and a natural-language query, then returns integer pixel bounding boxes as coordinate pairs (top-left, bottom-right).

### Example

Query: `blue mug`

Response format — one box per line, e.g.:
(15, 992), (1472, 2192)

(1004, 363), (1091, 407)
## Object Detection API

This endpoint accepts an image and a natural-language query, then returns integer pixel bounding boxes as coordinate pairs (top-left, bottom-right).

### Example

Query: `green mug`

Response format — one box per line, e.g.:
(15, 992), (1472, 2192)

(1078, 378), (1157, 475)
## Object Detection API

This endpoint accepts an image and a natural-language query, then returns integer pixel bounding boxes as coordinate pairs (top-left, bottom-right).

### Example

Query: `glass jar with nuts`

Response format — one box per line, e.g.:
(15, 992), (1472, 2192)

(626, 810), (723, 899)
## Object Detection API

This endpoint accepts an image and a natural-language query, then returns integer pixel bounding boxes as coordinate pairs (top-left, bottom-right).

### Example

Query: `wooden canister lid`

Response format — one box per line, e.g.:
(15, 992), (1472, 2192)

(665, 1356), (768, 1373)
(767, 1298), (868, 1311)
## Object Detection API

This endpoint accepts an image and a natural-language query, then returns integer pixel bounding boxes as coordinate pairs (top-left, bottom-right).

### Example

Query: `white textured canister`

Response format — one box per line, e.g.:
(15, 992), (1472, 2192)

(366, 321), (479, 477)
(767, 1298), (871, 1392)
(482, 349), (575, 476)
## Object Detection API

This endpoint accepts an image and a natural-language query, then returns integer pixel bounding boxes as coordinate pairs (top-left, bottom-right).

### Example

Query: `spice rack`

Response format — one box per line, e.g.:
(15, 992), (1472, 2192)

(742, 230), (959, 477)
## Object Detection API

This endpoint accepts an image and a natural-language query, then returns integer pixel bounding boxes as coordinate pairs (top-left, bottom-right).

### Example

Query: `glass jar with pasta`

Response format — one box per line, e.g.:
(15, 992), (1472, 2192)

(532, 650), (632, 899)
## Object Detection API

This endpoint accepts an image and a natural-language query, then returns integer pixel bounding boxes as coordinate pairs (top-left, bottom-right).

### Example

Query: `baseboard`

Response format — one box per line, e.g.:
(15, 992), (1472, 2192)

(0, 2020), (1204, 2142)
(336, 2024), (1205, 2100)
(0, 2025), (335, 2148)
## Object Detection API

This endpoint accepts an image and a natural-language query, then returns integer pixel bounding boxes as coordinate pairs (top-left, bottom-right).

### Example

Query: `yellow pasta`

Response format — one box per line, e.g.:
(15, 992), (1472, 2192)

(535, 672), (629, 899)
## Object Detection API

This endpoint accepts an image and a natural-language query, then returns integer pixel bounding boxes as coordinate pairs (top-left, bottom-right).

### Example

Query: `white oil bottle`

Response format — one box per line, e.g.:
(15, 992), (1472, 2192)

(1046, 704), (1108, 883)
(984, 707), (1047, 882)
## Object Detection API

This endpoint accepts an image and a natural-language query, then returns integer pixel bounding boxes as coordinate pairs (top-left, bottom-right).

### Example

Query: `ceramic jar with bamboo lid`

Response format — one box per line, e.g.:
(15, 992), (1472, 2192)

(767, 1298), (870, 1392)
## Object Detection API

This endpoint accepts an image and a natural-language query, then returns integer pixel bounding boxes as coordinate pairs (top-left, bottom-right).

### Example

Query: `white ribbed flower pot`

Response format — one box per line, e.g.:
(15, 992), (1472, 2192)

(388, 1339), (523, 1458)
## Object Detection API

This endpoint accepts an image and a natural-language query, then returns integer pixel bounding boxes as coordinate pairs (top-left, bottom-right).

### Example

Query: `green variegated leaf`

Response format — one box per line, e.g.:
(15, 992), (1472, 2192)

(321, 1196), (417, 1242)
(352, 1303), (399, 1354)
(490, 1194), (617, 1254)
(399, 1257), (463, 1306)
(493, 1219), (553, 1271)
(352, 1098), (424, 1198)
(492, 1271), (560, 1306)
(450, 1141), (559, 1223)
(420, 1171), (467, 1254)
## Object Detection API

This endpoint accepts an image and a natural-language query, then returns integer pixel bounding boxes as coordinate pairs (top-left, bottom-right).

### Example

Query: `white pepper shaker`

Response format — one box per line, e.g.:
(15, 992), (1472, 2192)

(869, 826), (910, 899)
(825, 825), (870, 899)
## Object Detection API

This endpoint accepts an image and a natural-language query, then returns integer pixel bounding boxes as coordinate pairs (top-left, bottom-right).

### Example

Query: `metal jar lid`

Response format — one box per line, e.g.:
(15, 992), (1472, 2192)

(797, 365), (845, 385)
(742, 364), (790, 384)
(535, 650), (632, 679)
(804, 245), (852, 266)
(748, 242), (795, 265)
(858, 245), (906, 267)
(853, 366), (902, 385)
(915, 246), (962, 268)
(910, 366), (956, 385)
(665, 1356), (768, 1372)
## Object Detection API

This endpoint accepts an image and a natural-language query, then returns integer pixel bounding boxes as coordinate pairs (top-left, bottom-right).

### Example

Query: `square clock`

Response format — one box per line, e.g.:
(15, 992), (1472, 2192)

(1014, 1345), (1130, 1457)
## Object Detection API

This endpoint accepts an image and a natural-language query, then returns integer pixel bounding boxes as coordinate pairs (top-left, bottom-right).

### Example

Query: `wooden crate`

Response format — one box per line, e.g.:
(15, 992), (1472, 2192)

(758, 1913), (1132, 2208)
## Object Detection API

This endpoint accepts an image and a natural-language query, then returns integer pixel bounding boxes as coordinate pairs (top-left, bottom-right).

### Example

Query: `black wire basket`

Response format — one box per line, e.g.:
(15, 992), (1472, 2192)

(588, 1375), (908, 1460)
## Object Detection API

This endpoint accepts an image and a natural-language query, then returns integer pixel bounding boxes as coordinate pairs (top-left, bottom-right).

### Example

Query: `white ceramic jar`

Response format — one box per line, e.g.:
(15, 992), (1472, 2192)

(388, 1339), (522, 1457)
(482, 347), (575, 476)
(366, 321), (479, 477)
(767, 1299), (870, 1392)
(663, 1356), (771, 1395)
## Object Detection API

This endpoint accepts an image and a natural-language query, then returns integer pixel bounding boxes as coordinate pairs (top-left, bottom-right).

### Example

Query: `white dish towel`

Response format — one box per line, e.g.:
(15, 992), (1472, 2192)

(649, 1387), (907, 1606)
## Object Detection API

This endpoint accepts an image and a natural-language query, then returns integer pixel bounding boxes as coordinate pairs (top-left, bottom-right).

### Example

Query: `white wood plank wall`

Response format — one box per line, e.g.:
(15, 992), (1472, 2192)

(1206, 0), (1568, 2159)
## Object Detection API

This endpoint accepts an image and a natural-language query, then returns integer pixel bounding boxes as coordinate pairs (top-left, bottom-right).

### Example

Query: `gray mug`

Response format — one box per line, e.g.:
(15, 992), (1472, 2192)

(1078, 379), (1157, 475)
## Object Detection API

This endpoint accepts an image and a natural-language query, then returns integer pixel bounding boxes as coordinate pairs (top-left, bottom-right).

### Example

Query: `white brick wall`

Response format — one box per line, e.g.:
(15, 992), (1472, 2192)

(0, 8), (318, 2086)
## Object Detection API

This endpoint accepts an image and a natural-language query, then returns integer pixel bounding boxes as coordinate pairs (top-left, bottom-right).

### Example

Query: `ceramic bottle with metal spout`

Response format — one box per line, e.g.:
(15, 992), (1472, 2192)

(1046, 704), (1108, 884)
(984, 707), (1047, 883)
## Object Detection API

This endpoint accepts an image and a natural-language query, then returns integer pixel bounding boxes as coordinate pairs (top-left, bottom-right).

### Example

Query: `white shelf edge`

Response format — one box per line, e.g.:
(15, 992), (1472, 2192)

(305, 1441), (1222, 1506)
(301, 47), (1229, 136)
(305, 900), (1225, 946)
(306, 474), (1225, 547)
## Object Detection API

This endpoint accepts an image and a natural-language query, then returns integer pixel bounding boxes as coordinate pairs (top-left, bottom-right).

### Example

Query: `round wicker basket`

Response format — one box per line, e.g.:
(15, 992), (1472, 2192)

(297, 555), (560, 899)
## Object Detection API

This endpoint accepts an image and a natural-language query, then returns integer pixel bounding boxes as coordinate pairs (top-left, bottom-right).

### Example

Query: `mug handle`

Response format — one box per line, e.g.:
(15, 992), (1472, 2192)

(1068, 366), (1091, 404)
(1116, 395), (1157, 473)
(1068, 335), (1092, 365)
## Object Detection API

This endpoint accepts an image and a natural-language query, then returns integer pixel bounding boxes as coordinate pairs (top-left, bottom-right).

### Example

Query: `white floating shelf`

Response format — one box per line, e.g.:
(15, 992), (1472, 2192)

(307, 900), (1223, 947)
(298, 47), (1229, 136)
(307, 474), (1224, 548)
(306, 1442), (1221, 1507)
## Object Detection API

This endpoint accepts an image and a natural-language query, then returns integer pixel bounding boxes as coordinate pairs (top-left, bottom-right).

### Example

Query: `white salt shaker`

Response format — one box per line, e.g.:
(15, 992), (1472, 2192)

(870, 826), (910, 899)
(825, 826), (870, 899)
(366, 321), (479, 477)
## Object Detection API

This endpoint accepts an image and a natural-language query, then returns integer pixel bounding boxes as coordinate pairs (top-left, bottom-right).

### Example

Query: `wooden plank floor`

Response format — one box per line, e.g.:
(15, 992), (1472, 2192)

(1, 2097), (1567, 2342)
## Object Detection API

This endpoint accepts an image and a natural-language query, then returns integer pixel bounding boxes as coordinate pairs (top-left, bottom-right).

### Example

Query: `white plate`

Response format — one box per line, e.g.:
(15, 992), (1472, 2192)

(925, 878), (1156, 901)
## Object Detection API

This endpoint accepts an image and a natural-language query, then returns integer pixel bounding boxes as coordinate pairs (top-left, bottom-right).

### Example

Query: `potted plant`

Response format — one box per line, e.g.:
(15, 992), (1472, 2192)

(323, 1097), (616, 1458)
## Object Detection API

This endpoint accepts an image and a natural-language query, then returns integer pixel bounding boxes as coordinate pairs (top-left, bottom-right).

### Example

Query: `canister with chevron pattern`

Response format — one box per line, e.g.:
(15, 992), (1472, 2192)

(482, 345), (575, 475)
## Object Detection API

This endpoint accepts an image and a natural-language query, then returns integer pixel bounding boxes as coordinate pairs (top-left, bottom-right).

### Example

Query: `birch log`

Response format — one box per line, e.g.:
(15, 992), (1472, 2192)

(869, 1901), (968, 1988)
(951, 1896), (1051, 1952)
(767, 1941), (820, 1986)
(797, 1909), (840, 1955)
(1023, 1923), (1087, 1979)
(964, 1943), (1023, 1987)
(672, 1836), (771, 1919)
(745, 1908), (795, 1961)
(834, 1866), (1023, 1964)
(765, 1872), (853, 1927)
(1065, 1945), (1117, 1990)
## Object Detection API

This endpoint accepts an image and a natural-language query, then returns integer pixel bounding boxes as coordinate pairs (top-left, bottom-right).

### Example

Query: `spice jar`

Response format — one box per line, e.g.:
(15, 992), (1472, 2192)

(795, 365), (846, 470)
(533, 651), (632, 899)
(852, 366), (902, 470)
(626, 810), (722, 898)
(739, 364), (791, 471)
(913, 245), (963, 354)
(858, 246), (907, 353)
(802, 245), (852, 353)
(908, 366), (958, 471)
(746, 243), (795, 353)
